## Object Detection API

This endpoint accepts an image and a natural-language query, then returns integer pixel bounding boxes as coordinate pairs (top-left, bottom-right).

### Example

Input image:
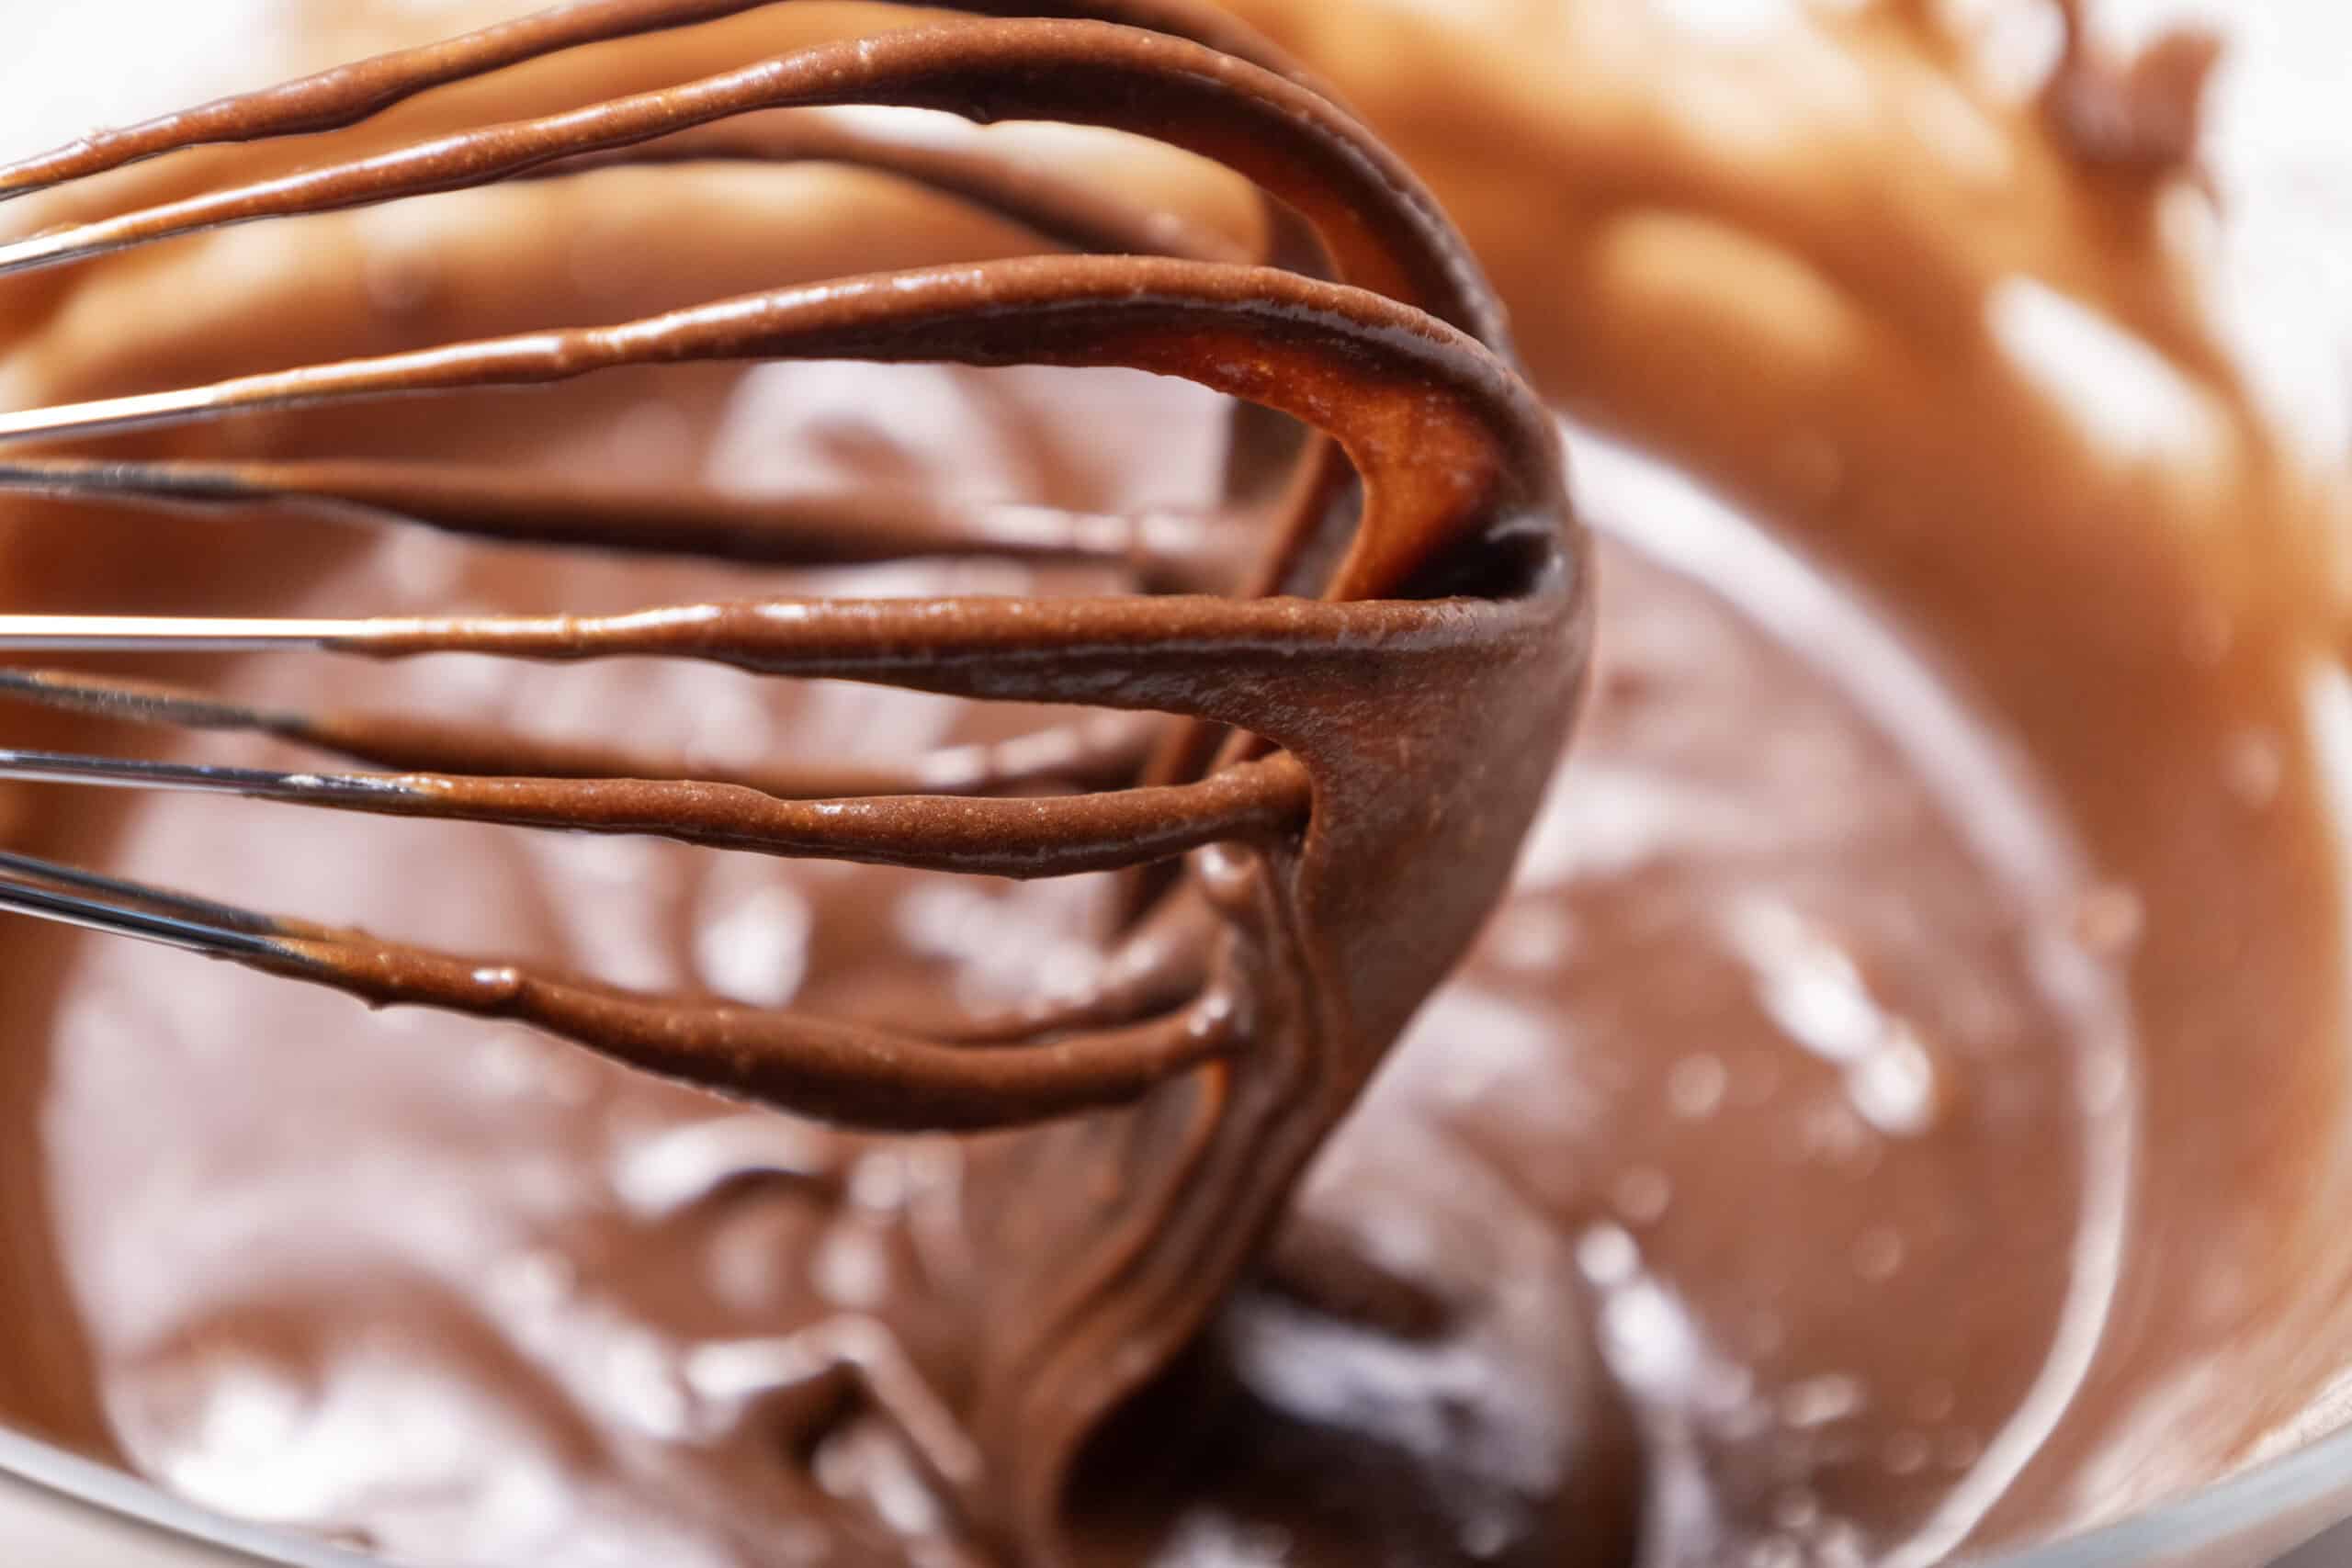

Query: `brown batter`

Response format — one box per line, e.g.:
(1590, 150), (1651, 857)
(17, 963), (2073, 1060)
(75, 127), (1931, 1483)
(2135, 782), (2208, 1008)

(15, 477), (2123, 1568)
(0, 3), (2346, 1567)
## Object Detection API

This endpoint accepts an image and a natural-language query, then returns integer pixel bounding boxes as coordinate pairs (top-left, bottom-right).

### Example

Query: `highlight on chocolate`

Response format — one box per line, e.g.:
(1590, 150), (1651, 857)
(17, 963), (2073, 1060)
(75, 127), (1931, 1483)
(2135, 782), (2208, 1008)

(0, 2), (1588, 1562)
(0, 3), (2346, 1568)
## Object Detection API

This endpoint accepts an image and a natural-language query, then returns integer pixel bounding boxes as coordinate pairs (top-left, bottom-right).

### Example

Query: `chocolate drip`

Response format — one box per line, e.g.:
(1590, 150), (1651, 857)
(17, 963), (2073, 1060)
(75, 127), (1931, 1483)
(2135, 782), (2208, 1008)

(0, 5), (1584, 1562)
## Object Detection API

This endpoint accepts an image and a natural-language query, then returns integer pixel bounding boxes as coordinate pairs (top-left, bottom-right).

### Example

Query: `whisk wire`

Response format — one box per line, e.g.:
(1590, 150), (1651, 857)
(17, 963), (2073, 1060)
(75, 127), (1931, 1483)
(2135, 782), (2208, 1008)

(0, 0), (1560, 1140)
(0, 840), (1242, 1130)
(0, 745), (1308, 876)
(0, 0), (1306, 202)
(0, 668), (1164, 797)
(0, 852), (298, 960)
(0, 456), (1235, 580)
(0, 17), (1493, 340)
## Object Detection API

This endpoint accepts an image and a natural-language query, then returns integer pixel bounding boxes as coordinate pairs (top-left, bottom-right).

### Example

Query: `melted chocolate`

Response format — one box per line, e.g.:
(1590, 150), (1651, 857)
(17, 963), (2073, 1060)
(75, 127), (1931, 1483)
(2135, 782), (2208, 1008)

(0, 3), (2347, 1567)
(0, 4), (1589, 1563)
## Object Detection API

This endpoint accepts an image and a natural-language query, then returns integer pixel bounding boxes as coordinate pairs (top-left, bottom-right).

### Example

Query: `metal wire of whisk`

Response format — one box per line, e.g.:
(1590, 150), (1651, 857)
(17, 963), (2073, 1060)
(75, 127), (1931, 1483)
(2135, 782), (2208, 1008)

(0, 2), (1588, 1558)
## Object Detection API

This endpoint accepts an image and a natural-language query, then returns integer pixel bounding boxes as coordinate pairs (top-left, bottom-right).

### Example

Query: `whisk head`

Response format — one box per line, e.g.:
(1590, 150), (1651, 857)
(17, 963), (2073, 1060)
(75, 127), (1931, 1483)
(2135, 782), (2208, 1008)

(0, 0), (1589, 1556)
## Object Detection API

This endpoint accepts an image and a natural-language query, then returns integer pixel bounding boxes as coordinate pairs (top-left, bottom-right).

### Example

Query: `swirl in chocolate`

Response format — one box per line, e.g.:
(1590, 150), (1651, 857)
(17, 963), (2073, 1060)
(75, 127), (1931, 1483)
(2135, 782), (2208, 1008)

(0, 3), (1589, 1563)
(3, 4), (2350, 1568)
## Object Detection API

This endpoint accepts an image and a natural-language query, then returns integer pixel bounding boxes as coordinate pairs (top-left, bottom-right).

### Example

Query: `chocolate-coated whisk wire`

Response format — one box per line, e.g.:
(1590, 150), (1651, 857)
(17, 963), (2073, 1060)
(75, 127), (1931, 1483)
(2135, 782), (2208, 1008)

(0, 1), (1553, 1131)
(0, 0), (1312, 203)
(0, 17), (1501, 344)
(0, 6), (1590, 1557)
(0, 455), (1249, 586)
(0, 666), (1164, 796)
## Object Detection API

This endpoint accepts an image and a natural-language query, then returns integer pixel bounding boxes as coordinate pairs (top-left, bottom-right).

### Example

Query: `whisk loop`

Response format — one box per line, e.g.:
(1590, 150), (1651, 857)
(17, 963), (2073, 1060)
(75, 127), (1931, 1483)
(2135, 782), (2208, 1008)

(0, 3), (1587, 1556)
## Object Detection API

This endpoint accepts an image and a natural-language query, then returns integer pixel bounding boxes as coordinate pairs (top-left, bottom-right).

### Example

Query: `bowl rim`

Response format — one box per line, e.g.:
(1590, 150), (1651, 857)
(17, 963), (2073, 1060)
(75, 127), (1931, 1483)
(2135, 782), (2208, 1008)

(0, 1422), (368, 1566)
(2, 1411), (2346, 1567)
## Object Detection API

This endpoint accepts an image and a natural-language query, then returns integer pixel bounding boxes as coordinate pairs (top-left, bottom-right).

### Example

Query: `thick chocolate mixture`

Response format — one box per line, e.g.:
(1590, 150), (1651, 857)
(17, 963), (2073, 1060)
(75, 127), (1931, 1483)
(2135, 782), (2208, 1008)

(16, 468), (2125, 1568)
(0, 3), (2347, 1567)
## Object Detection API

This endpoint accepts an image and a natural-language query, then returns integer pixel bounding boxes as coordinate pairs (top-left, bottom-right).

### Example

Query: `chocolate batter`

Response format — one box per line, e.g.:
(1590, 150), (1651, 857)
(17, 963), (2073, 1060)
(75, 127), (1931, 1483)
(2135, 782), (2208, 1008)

(0, 3), (2346, 1567)
(11, 468), (2124, 1568)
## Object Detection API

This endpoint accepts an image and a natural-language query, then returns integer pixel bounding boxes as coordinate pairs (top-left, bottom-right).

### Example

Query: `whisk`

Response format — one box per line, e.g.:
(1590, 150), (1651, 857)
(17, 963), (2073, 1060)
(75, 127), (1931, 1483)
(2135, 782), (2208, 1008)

(0, 1), (1589, 1560)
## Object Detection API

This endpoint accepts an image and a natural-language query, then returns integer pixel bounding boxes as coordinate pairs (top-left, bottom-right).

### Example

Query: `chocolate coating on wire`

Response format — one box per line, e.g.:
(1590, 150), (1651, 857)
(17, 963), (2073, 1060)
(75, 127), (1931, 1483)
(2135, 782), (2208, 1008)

(0, 5), (1589, 1560)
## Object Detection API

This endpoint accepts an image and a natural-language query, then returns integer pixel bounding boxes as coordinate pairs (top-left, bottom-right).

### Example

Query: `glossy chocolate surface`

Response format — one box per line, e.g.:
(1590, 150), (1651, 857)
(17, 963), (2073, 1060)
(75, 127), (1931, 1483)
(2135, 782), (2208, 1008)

(0, 3), (2346, 1566)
